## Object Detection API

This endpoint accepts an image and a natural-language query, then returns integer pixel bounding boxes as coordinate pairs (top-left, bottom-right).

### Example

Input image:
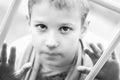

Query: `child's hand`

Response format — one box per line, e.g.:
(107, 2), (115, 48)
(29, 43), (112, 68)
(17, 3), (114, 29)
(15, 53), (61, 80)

(77, 43), (120, 80)
(0, 44), (31, 80)
(85, 43), (104, 65)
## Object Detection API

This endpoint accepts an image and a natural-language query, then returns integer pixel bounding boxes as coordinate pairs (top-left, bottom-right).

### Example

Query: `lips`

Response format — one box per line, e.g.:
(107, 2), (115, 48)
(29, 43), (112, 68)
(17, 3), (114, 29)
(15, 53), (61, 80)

(40, 51), (62, 57)
(40, 51), (62, 61)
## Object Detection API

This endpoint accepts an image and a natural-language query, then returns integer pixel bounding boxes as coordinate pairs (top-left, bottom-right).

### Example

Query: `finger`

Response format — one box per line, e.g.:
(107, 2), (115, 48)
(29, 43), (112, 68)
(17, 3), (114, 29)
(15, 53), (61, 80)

(15, 63), (32, 78)
(1, 43), (7, 64)
(111, 52), (116, 60)
(89, 44), (101, 58)
(97, 43), (104, 53)
(8, 47), (16, 67)
(84, 49), (95, 59)
(77, 66), (91, 74)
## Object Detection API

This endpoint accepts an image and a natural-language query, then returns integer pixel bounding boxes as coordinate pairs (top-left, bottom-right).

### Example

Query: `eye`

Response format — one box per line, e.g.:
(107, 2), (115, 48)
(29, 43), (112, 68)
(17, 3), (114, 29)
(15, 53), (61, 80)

(35, 24), (47, 31)
(59, 25), (72, 34)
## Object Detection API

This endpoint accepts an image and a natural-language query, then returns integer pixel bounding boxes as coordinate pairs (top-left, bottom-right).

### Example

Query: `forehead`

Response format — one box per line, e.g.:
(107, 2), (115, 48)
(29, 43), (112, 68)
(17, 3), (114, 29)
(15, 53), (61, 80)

(31, 2), (81, 24)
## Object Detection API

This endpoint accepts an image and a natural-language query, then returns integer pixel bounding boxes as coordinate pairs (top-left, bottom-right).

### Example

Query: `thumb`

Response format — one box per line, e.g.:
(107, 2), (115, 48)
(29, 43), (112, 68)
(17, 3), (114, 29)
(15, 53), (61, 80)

(15, 63), (32, 78)
(77, 66), (91, 74)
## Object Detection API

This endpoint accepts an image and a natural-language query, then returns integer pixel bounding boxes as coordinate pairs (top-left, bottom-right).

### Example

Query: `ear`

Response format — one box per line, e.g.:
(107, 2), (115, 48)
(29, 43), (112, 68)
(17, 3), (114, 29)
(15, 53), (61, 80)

(80, 20), (90, 38)
(26, 15), (31, 25)
(26, 15), (32, 32)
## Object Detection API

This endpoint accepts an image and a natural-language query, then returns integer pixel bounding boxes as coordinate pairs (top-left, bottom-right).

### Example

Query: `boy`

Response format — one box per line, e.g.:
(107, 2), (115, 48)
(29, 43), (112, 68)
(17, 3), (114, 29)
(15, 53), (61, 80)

(0, 0), (119, 80)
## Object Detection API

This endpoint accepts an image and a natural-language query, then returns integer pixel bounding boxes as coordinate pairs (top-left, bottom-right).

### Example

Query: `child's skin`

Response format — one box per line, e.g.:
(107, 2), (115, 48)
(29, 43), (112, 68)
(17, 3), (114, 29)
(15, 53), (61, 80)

(30, 1), (82, 69)
(0, 0), (119, 80)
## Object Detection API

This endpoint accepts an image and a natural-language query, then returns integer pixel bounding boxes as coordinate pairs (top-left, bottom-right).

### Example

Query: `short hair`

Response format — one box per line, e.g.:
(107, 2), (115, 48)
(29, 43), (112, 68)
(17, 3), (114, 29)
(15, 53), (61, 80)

(28, 0), (89, 22)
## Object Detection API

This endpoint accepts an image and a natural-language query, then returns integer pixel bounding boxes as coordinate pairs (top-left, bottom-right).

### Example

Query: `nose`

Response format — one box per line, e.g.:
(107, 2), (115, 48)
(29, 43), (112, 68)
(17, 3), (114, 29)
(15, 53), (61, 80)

(45, 32), (59, 50)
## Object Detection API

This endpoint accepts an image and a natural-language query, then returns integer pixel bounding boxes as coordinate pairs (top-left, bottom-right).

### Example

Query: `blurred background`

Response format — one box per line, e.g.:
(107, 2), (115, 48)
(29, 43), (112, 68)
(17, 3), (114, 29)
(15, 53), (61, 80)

(0, 0), (120, 58)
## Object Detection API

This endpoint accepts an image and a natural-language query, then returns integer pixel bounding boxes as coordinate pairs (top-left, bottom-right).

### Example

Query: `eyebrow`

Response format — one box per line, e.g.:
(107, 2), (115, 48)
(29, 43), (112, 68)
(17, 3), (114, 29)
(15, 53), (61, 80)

(32, 20), (45, 24)
(59, 23), (73, 26)
(32, 18), (77, 27)
(33, 20), (74, 25)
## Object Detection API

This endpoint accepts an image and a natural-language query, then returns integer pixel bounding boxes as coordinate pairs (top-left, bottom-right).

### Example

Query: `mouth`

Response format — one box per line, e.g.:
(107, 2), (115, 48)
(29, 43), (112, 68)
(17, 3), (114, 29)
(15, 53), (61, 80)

(40, 51), (63, 58)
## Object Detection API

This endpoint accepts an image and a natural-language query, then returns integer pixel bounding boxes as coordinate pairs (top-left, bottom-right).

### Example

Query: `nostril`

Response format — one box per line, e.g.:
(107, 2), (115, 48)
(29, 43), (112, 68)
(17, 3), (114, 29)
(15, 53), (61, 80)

(46, 43), (59, 50)
(47, 45), (56, 50)
(45, 33), (59, 49)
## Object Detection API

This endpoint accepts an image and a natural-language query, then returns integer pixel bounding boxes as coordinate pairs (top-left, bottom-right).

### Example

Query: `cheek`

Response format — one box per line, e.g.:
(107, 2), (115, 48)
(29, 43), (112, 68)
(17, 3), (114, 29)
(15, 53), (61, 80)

(66, 32), (80, 53)
(67, 39), (79, 53)
(62, 35), (80, 54)
(30, 27), (44, 48)
(31, 32), (45, 51)
(62, 38), (79, 64)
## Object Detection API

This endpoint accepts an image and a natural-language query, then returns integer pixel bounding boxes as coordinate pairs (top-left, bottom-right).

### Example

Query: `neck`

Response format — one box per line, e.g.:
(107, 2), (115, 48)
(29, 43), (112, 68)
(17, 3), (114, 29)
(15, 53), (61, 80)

(41, 62), (71, 76)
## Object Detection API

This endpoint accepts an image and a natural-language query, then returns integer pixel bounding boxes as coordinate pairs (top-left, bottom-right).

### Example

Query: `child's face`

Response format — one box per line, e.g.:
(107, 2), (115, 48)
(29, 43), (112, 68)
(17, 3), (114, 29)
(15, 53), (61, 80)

(29, 2), (82, 67)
